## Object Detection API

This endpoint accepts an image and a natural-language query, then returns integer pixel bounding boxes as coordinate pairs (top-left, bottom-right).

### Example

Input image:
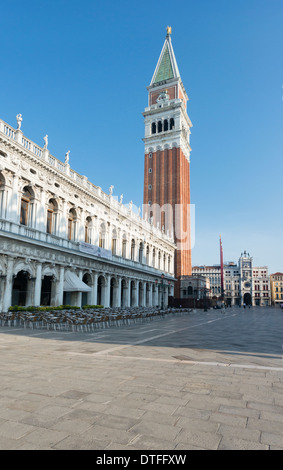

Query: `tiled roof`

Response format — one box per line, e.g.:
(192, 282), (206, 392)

(153, 43), (174, 83)
(150, 33), (180, 86)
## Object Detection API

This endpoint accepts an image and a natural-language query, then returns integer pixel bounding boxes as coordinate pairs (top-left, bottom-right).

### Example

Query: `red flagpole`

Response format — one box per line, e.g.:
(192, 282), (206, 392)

(220, 235), (224, 299)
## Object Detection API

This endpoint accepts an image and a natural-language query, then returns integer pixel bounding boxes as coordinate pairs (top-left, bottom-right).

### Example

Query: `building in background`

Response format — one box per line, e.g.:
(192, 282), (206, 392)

(179, 274), (210, 308)
(252, 265), (270, 307)
(270, 273), (283, 306)
(192, 251), (271, 307)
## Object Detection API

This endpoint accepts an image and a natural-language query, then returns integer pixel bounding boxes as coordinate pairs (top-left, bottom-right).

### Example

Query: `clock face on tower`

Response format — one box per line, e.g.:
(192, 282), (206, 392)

(157, 90), (169, 103)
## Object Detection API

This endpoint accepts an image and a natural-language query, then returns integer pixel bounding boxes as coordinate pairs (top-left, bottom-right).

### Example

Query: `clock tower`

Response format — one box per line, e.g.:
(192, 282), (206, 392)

(143, 27), (193, 297)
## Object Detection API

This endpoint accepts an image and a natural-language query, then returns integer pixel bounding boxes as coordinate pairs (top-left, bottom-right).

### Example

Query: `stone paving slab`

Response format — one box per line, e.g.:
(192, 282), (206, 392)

(0, 310), (283, 451)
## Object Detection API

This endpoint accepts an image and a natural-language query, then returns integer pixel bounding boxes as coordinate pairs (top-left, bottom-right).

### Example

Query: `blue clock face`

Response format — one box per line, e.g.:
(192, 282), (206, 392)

(244, 282), (251, 288)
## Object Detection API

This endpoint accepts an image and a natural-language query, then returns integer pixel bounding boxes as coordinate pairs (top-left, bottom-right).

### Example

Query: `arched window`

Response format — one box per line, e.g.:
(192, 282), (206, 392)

(85, 216), (92, 244)
(152, 248), (156, 268)
(139, 242), (143, 264)
(68, 208), (77, 241)
(158, 121), (162, 133)
(131, 239), (135, 261)
(170, 118), (175, 130)
(99, 223), (106, 248)
(122, 234), (127, 258)
(151, 122), (156, 134)
(188, 286), (193, 295)
(146, 245), (150, 265)
(20, 186), (34, 226)
(164, 119), (168, 131)
(111, 229), (117, 255)
(47, 199), (58, 235)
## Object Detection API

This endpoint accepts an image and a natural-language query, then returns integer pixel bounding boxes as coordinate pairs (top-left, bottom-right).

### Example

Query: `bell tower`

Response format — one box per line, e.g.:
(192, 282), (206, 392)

(143, 27), (193, 297)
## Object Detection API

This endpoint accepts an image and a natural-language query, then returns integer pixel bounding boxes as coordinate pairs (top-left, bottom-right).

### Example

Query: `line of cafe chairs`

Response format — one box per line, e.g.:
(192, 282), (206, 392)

(0, 306), (192, 332)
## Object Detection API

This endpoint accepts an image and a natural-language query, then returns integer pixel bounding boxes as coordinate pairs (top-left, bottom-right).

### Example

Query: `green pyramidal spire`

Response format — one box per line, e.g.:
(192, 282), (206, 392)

(150, 27), (181, 86)
(153, 43), (174, 83)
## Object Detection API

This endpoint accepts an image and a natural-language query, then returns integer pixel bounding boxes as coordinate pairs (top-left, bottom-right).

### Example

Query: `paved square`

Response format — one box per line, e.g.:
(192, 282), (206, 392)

(0, 307), (282, 450)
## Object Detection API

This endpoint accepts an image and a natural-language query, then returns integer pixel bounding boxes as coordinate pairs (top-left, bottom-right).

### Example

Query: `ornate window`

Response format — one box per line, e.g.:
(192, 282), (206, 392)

(85, 216), (92, 244)
(146, 245), (150, 265)
(139, 242), (144, 264)
(47, 199), (57, 235)
(68, 208), (77, 241)
(20, 186), (34, 226)
(99, 223), (106, 248)
(122, 234), (127, 258)
(111, 229), (117, 255)
(131, 239), (135, 261)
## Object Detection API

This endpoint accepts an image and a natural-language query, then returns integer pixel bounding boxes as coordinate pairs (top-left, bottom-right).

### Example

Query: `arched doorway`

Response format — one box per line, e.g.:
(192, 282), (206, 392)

(97, 275), (105, 306)
(12, 271), (29, 306)
(110, 277), (118, 308)
(244, 293), (252, 305)
(40, 275), (53, 306)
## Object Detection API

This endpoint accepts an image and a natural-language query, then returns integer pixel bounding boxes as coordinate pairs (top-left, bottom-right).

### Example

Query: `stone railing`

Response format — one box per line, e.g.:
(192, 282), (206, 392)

(0, 218), (174, 278)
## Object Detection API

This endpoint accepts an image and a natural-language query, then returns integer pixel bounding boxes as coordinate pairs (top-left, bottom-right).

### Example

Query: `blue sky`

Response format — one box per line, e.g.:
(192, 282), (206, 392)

(1, 0), (282, 273)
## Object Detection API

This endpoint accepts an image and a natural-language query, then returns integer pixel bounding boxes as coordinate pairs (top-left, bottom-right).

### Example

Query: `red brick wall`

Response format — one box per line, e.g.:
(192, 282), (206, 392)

(144, 147), (192, 297)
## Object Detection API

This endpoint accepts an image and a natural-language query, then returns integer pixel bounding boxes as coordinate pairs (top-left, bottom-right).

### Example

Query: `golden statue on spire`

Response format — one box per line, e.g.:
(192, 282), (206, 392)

(166, 26), (172, 35)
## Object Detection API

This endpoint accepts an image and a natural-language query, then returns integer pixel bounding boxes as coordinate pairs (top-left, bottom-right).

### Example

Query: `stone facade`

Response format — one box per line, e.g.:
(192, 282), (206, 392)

(192, 251), (271, 307)
(269, 272), (283, 306)
(0, 117), (175, 312)
(179, 275), (210, 302)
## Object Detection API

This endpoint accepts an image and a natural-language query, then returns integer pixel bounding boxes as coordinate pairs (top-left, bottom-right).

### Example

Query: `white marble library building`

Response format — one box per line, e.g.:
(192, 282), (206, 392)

(0, 115), (175, 312)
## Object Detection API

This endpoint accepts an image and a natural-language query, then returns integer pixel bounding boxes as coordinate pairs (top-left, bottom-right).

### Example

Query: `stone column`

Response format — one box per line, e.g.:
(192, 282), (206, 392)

(76, 271), (83, 307)
(2, 257), (14, 312)
(34, 263), (42, 306)
(142, 281), (146, 307)
(134, 282), (139, 307)
(104, 274), (110, 308)
(149, 283), (153, 307)
(127, 279), (132, 307)
(153, 283), (158, 307)
(90, 272), (98, 305)
(55, 266), (64, 306)
(116, 277), (122, 308)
